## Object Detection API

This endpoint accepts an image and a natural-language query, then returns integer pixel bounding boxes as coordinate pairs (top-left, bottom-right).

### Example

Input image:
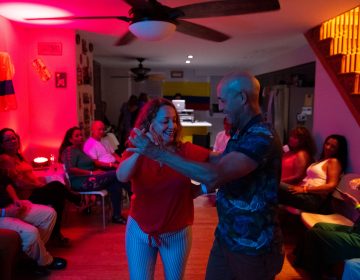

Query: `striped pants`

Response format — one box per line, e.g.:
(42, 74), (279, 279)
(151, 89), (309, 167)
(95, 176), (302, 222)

(125, 216), (192, 280)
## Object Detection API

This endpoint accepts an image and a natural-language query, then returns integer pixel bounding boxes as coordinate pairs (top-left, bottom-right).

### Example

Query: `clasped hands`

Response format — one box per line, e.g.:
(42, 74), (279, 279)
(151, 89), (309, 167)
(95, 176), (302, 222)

(127, 126), (164, 160)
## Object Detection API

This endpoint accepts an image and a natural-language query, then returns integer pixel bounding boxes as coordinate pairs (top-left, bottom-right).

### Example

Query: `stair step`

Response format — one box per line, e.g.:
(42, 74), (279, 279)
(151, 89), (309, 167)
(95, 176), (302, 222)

(328, 54), (346, 73)
(318, 38), (333, 56)
(338, 72), (360, 94)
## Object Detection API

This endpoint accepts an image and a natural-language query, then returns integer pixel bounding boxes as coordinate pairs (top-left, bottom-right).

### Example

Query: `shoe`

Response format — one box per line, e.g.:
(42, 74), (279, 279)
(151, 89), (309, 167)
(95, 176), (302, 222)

(47, 257), (67, 270)
(33, 265), (51, 277)
(112, 215), (127, 224)
(50, 234), (71, 248)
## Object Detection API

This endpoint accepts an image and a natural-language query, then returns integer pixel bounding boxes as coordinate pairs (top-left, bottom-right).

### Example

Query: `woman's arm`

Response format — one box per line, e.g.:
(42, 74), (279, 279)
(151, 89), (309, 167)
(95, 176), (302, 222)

(6, 184), (20, 201)
(289, 158), (342, 194)
(282, 150), (310, 184)
(116, 152), (141, 182)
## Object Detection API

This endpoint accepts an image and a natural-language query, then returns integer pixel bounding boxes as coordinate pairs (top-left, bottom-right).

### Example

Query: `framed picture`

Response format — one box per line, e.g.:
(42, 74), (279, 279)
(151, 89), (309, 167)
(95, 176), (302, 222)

(55, 72), (67, 88)
(171, 70), (183, 78)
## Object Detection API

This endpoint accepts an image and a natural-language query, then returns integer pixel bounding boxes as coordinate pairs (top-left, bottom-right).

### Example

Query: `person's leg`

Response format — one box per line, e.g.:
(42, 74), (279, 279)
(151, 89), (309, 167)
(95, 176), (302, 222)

(126, 216), (158, 280)
(0, 217), (53, 266)
(29, 182), (67, 239)
(158, 226), (192, 280)
(21, 201), (57, 244)
(0, 229), (21, 280)
(310, 223), (360, 264)
(205, 238), (232, 280)
(206, 237), (283, 280)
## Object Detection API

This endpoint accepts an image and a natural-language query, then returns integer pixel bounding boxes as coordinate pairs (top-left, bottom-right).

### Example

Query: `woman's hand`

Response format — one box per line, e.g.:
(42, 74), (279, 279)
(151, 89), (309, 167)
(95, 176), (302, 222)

(288, 185), (307, 194)
(127, 128), (162, 160)
(92, 170), (105, 175)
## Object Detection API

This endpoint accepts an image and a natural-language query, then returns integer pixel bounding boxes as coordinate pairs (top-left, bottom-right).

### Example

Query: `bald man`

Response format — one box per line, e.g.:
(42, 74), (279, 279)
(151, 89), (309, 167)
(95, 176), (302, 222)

(83, 120), (121, 169)
(127, 72), (284, 279)
(83, 120), (128, 224)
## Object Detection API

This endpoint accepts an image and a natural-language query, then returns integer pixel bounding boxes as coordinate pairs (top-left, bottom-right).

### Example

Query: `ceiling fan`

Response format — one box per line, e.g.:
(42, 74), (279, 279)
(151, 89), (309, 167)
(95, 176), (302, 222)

(111, 58), (165, 82)
(25, 0), (280, 46)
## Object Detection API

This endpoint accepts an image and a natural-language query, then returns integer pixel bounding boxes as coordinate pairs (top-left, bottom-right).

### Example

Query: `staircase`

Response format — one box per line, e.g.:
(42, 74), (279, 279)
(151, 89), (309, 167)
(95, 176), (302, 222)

(305, 6), (360, 126)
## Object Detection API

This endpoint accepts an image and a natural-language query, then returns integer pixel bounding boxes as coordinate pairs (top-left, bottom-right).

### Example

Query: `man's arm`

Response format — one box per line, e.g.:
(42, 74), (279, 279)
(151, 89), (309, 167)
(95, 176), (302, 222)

(127, 128), (258, 190)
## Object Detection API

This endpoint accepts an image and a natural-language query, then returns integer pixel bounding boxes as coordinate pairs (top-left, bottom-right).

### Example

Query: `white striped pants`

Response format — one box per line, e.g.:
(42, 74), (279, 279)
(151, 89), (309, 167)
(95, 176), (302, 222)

(125, 216), (192, 280)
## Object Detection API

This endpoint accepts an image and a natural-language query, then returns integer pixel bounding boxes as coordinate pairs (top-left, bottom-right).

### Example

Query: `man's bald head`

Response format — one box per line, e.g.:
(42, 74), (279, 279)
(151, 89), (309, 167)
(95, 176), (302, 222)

(217, 72), (261, 129)
(218, 72), (260, 105)
(91, 120), (105, 140)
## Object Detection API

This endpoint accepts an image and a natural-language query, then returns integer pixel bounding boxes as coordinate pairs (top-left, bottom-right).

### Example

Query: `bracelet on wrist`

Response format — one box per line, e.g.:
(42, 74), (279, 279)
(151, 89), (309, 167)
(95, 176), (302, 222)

(355, 204), (360, 209)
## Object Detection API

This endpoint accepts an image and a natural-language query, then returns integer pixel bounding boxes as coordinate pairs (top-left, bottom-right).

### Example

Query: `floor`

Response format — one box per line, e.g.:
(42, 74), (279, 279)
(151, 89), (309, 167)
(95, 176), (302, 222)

(15, 196), (312, 280)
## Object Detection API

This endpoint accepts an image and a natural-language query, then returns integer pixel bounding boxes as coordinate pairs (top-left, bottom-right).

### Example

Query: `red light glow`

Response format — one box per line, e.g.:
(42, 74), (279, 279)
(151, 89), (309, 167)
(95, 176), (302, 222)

(0, 3), (70, 25)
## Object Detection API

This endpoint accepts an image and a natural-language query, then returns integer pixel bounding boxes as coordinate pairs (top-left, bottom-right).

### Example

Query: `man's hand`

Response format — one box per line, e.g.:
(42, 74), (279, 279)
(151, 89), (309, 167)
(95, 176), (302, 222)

(127, 128), (163, 160)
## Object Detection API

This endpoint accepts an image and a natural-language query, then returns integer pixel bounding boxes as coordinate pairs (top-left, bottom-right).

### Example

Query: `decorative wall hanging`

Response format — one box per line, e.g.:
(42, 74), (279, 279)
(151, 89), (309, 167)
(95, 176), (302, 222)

(37, 42), (62, 56)
(55, 72), (67, 88)
(0, 52), (17, 112)
(32, 58), (51, 81)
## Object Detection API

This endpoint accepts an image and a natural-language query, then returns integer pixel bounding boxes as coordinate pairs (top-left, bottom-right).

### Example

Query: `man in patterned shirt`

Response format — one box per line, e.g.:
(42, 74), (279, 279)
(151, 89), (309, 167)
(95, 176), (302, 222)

(128, 72), (284, 279)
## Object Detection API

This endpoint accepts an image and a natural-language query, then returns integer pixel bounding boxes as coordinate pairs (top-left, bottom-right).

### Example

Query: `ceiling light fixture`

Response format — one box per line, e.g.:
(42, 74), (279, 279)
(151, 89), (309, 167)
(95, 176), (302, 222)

(187, 55), (193, 59)
(129, 21), (176, 41)
(186, 60), (191, 64)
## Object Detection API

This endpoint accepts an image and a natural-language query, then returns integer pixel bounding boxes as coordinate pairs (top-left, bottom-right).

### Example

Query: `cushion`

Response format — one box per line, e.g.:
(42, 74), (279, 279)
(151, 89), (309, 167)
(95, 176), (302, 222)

(300, 212), (354, 229)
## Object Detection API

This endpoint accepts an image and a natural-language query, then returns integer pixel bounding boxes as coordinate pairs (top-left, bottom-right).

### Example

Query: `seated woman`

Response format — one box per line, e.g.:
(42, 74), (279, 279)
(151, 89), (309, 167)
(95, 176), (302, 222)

(0, 170), (67, 276)
(293, 191), (360, 279)
(281, 126), (316, 184)
(0, 128), (82, 246)
(279, 134), (348, 213)
(59, 126), (126, 224)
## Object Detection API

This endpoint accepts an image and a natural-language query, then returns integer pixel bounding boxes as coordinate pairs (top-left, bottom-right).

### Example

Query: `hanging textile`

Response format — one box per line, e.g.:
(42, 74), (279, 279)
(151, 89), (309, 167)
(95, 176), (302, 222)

(0, 52), (17, 112)
(262, 85), (289, 144)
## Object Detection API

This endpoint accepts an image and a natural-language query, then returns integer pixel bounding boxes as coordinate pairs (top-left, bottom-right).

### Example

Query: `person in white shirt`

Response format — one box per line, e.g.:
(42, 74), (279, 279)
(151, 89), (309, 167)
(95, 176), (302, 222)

(83, 121), (122, 168)
(83, 120), (128, 224)
(213, 117), (231, 153)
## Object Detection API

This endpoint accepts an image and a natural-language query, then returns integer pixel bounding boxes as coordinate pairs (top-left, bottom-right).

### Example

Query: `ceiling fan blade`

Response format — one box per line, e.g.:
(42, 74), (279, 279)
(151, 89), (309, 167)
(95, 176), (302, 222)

(176, 20), (230, 42)
(25, 15), (130, 22)
(115, 31), (137, 46)
(177, 0), (280, 19)
(124, 0), (149, 8)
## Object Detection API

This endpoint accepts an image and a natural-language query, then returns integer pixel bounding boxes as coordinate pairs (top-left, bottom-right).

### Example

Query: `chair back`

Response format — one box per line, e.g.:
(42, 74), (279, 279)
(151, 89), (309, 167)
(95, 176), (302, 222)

(331, 173), (360, 222)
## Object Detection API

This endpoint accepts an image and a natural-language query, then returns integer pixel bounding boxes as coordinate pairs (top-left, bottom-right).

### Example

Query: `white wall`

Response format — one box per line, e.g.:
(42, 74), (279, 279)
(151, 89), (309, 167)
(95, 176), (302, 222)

(101, 67), (130, 126)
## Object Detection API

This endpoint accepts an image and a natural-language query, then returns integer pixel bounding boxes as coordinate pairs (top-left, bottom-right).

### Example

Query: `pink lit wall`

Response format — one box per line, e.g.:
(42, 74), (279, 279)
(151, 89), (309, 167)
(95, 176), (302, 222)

(0, 16), (78, 160)
(313, 59), (360, 172)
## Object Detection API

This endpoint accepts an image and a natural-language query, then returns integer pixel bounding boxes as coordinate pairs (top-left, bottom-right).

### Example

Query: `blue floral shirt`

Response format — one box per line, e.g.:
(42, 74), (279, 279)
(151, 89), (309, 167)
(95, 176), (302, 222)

(215, 115), (283, 255)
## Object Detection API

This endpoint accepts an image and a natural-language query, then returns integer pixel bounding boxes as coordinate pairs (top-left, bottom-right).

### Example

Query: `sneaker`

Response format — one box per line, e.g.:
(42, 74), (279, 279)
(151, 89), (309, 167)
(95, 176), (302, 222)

(47, 257), (67, 270)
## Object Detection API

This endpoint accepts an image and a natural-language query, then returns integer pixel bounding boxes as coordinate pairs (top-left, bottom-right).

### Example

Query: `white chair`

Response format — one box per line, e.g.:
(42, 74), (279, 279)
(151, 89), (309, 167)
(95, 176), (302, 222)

(63, 165), (110, 230)
(79, 189), (109, 230)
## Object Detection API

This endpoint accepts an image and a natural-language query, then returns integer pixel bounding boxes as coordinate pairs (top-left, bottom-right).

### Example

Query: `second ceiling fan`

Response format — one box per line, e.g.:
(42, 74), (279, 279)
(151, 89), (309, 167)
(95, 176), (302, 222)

(26, 0), (280, 46)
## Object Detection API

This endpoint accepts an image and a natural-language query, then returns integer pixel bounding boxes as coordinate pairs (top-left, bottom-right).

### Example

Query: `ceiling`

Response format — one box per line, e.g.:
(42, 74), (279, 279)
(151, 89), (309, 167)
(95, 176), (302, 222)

(1, 0), (360, 70)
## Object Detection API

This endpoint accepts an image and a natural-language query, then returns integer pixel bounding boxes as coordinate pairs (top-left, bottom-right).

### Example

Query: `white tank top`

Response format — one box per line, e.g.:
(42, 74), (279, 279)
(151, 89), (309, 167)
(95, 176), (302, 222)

(301, 159), (328, 187)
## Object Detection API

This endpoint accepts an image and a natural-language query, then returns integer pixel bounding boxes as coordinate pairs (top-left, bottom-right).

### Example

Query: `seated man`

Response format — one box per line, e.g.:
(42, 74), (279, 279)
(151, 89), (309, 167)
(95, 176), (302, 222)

(83, 120), (129, 224)
(0, 171), (67, 276)
(83, 120), (122, 169)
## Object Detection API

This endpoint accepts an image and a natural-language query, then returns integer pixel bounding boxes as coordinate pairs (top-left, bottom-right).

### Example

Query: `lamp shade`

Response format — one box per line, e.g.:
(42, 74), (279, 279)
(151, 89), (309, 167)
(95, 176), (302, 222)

(129, 21), (176, 41)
